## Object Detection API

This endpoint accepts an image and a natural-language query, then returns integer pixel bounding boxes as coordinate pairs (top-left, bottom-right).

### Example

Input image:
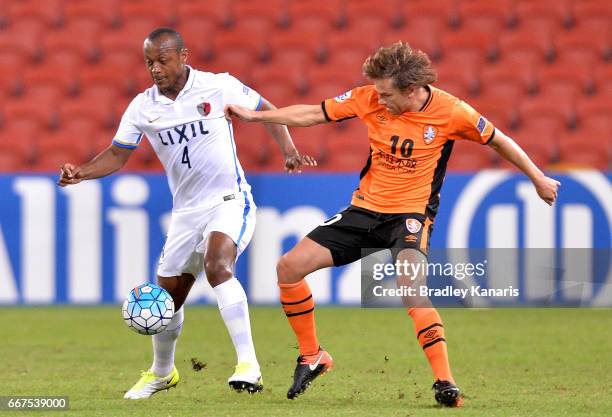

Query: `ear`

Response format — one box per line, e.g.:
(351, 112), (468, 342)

(180, 48), (189, 65)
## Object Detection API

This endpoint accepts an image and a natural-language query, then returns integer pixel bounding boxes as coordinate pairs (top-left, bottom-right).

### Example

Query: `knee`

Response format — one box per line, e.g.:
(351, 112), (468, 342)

(204, 258), (233, 287)
(276, 254), (300, 284)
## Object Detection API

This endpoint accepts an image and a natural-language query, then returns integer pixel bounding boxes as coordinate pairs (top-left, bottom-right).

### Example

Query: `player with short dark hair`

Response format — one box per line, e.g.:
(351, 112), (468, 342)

(226, 41), (560, 407)
(59, 27), (315, 399)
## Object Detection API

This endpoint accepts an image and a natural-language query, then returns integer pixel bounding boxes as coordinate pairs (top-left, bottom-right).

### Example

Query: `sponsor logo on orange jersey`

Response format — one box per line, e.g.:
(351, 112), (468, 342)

(334, 90), (352, 102)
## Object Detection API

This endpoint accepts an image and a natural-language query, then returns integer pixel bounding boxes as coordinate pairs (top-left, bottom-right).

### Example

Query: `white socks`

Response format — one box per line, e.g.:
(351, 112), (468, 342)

(151, 306), (184, 377)
(213, 278), (258, 366)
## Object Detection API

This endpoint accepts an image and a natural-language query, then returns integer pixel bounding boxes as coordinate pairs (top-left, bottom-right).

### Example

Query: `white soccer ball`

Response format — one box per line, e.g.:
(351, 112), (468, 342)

(122, 283), (174, 335)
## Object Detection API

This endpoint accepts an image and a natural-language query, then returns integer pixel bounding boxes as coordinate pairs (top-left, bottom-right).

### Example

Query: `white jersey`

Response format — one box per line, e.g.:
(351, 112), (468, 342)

(113, 66), (262, 211)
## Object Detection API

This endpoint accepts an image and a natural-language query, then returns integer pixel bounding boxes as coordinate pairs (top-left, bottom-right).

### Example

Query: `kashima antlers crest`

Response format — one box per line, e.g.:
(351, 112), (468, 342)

(197, 102), (211, 116)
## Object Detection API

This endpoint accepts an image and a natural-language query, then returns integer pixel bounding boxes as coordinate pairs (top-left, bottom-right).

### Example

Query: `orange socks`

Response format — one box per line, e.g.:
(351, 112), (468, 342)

(279, 280), (319, 356)
(408, 308), (455, 383)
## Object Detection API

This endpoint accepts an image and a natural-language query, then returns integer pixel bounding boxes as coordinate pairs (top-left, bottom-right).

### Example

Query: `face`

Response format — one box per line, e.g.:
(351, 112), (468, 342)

(143, 35), (187, 92)
(373, 78), (413, 115)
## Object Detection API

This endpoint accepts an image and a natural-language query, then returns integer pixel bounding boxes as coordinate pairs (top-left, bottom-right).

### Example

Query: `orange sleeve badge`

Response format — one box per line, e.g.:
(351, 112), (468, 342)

(322, 86), (373, 122)
(448, 100), (496, 145)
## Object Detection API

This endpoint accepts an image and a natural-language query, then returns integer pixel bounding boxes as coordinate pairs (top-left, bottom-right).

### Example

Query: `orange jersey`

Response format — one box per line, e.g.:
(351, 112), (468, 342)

(322, 85), (495, 215)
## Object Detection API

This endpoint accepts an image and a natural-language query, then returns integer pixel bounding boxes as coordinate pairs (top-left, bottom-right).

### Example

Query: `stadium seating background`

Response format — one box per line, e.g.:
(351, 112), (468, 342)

(0, 0), (609, 172)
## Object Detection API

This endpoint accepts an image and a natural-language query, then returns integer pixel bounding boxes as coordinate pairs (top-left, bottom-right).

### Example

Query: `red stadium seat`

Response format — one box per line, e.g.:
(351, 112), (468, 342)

(78, 84), (121, 114)
(0, 67), (23, 96)
(23, 67), (78, 98)
(440, 29), (497, 71)
(0, 138), (36, 172)
(43, 47), (86, 78)
(232, 122), (271, 171)
(206, 31), (266, 80)
(176, 0), (232, 28)
(230, 1), (288, 31)
(287, 124), (334, 163)
(557, 131), (609, 170)
(553, 31), (609, 69)
(287, 0), (344, 30)
(0, 115), (39, 144)
(0, 31), (40, 64)
(469, 95), (519, 131)
(43, 28), (99, 62)
(63, 0), (118, 28)
(533, 70), (585, 125)
(384, 19), (443, 60)
(289, 15), (336, 34)
(326, 122), (371, 172)
(267, 31), (325, 68)
(401, 0), (456, 29)
(324, 30), (380, 58)
(263, 124), (331, 170)
(514, 1), (571, 30)
(520, 97), (573, 132)
(575, 98), (611, 132)
(511, 112), (565, 168)
(175, 19), (218, 62)
(0, 115), (39, 171)
(497, 31), (553, 68)
(446, 141), (496, 172)
(0, 47), (28, 75)
(479, 64), (537, 98)
(59, 100), (114, 133)
(253, 82), (296, 108)
(36, 134), (92, 172)
(434, 61), (480, 98)
(344, 1), (402, 30)
(304, 66), (361, 103)
(571, 0), (612, 33)
(3, 99), (58, 130)
(111, 15), (171, 55)
(99, 31), (146, 73)
(537, 64), (591, 97)
(454, 0), (516, 33)
(80, 65), (133, 99)
(118, 1), (175, 27)
(323, 35), (377, 78)
(250, 65), (306, 98)
(593, 66), (612, 96)
(8, 0), (63, 29)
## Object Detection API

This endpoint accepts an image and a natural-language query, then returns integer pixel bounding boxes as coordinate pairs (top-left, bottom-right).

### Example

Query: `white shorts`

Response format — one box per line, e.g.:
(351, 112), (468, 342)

(156, 197), (256, 278)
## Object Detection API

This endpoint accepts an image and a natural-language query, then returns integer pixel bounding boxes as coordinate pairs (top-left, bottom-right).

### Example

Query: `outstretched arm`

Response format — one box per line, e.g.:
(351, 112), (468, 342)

(226, 103), (327, 127)
(258, 98), (317, 172)
(58, 144), (132, 187)
(488, 129), (560, 205)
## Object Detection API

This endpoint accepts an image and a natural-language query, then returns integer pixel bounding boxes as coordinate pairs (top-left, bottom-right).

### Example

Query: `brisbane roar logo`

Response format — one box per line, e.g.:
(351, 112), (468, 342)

(406, 218), (422, 234)
(423, 125), (438, 144)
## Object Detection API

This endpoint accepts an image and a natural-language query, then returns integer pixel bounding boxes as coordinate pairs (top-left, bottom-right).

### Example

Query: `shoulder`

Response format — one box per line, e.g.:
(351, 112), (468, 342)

(197, 70), (240, 86)
(429, 85), (463, 108)
(426, 85), (470, 117)
(334, 85), (378, 106)
(122, 92), (149, 117)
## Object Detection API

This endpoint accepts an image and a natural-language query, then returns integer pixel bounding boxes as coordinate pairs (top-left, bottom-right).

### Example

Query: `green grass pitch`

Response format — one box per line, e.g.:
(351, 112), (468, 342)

(2, 307), (611, 417)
